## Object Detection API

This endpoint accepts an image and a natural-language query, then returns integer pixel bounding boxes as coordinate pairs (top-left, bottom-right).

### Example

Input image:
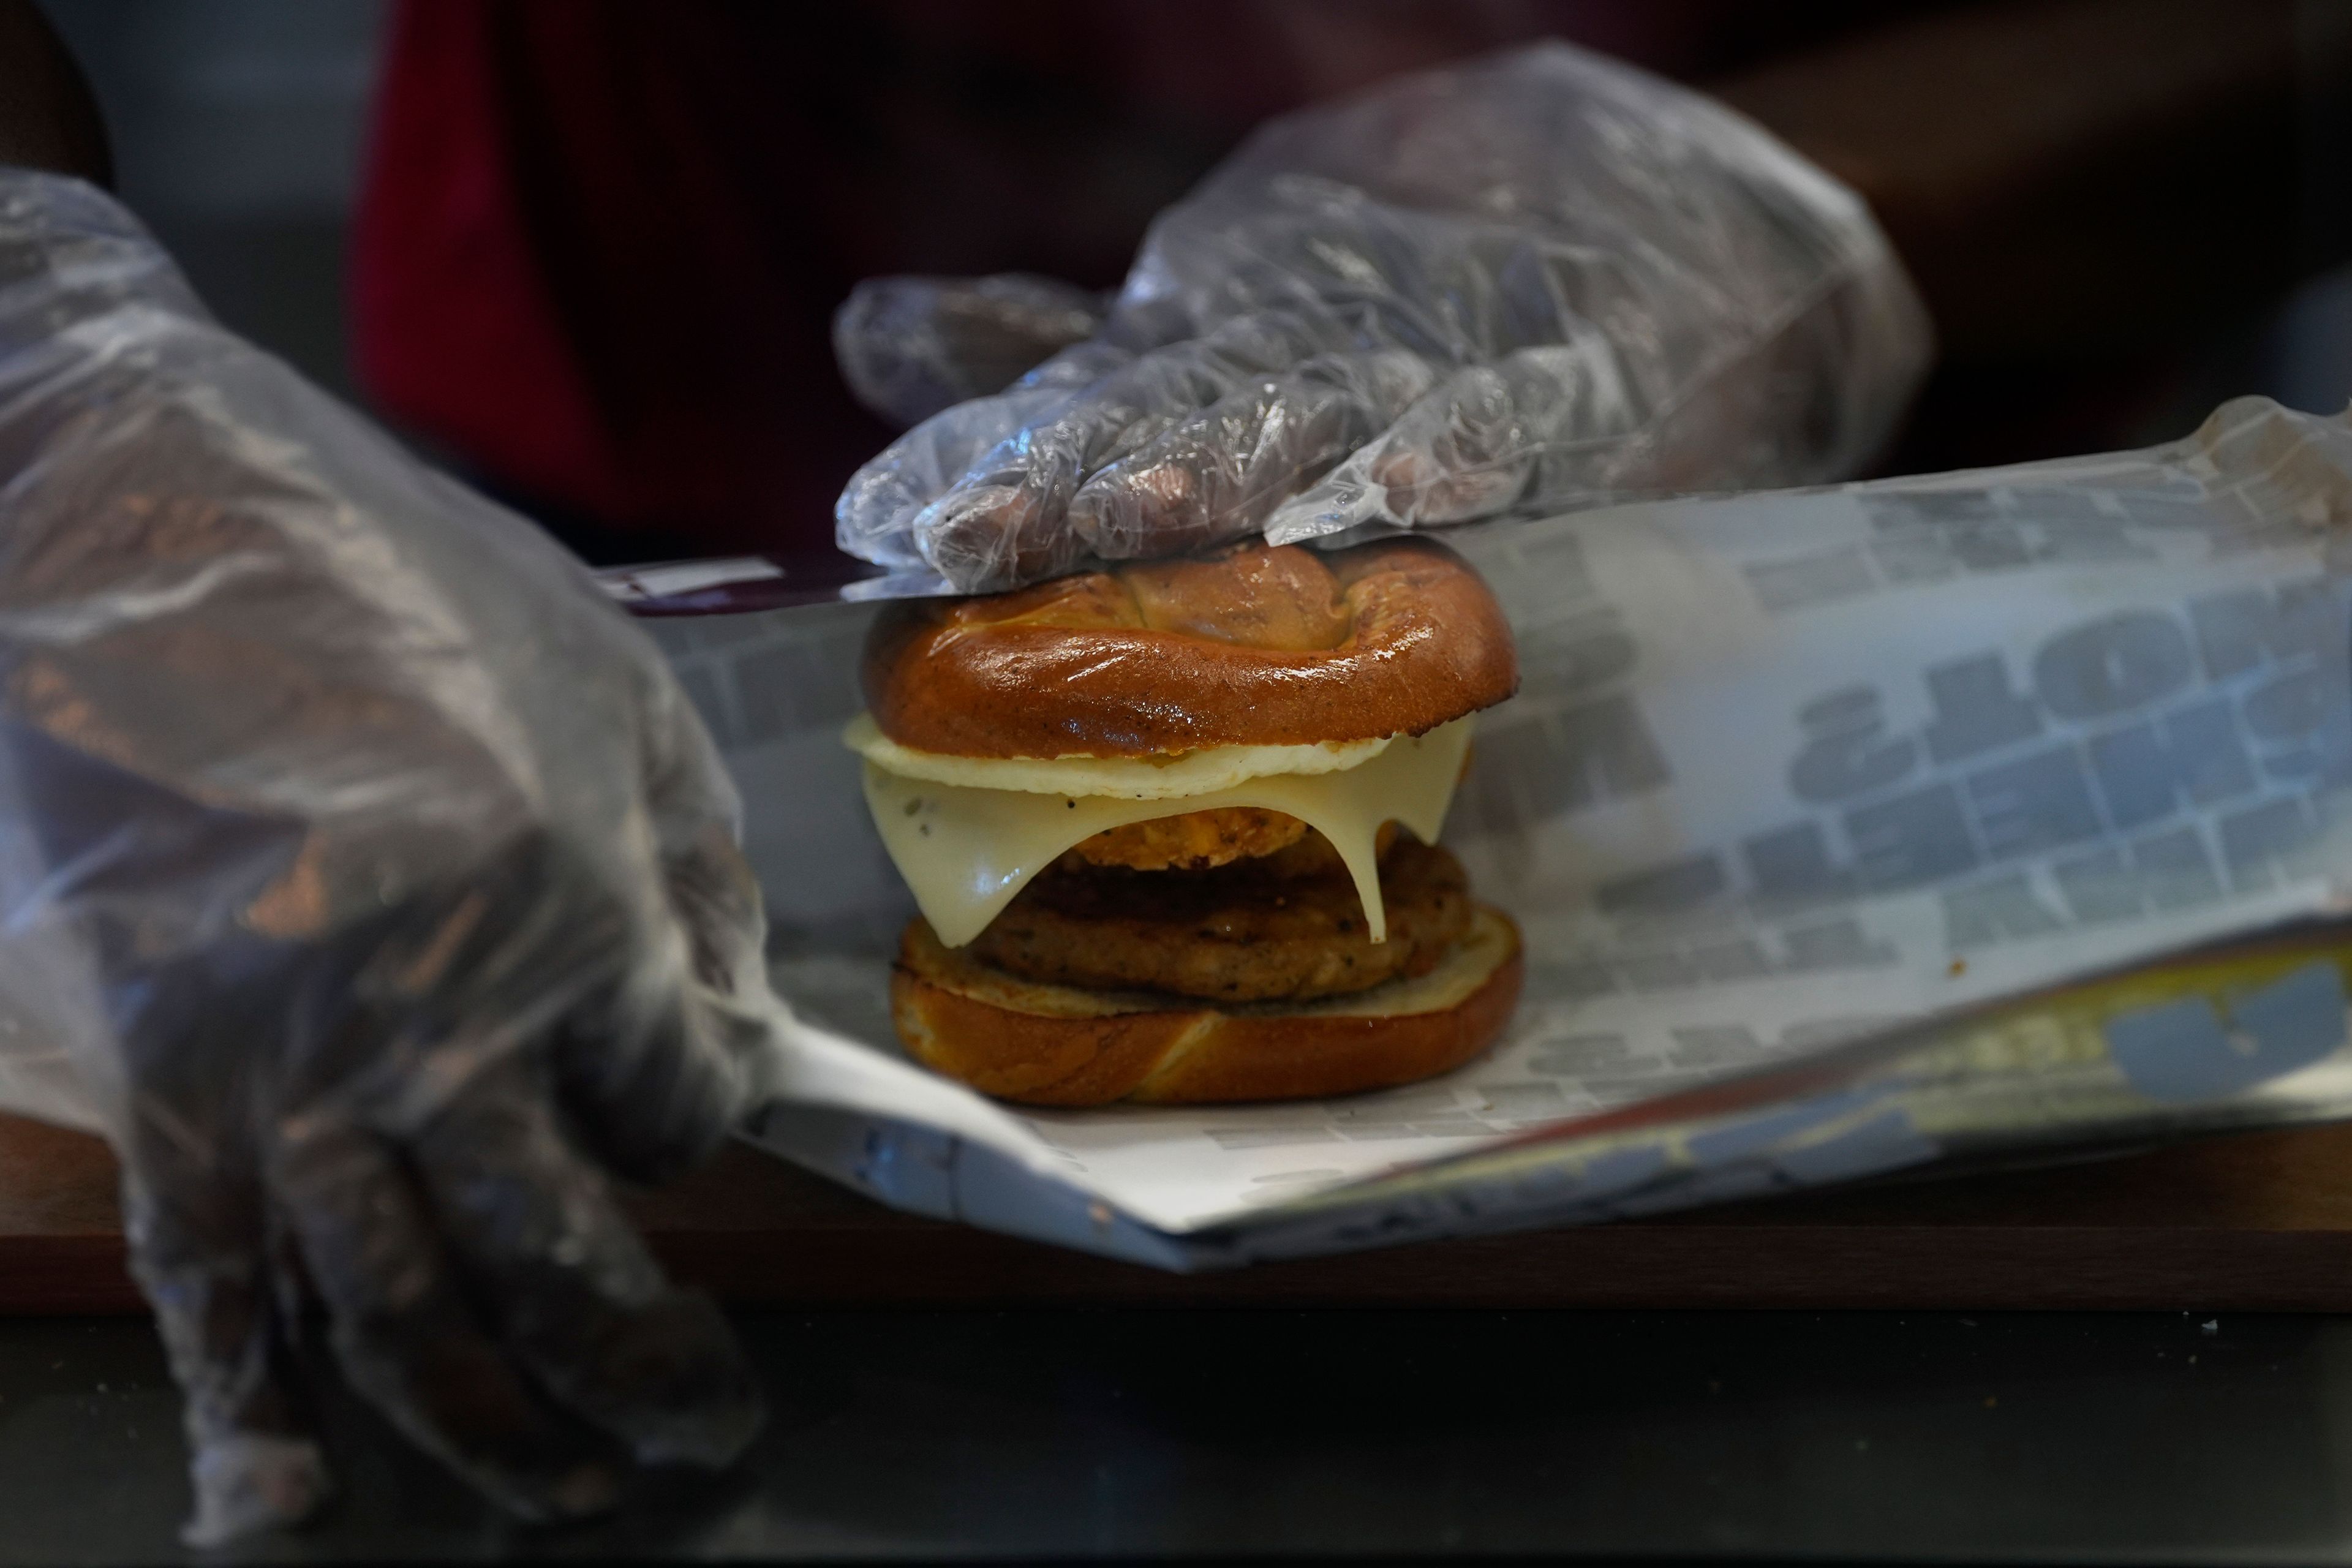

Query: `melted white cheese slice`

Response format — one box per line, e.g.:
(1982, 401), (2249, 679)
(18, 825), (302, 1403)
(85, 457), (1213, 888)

(861, 717), (1475, 949)
(844, 713), (1391, 800)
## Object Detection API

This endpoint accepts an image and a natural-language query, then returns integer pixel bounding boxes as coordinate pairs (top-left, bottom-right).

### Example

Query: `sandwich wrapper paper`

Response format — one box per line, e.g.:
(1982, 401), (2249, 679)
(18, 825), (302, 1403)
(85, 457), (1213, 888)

(637, 397), (2352, 1269)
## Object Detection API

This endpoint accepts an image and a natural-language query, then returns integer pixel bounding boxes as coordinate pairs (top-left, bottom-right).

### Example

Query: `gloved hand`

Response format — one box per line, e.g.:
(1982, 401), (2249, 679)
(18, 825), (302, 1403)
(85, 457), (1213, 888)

(834, 272), (1106, 430)
(835, 41), (1932, 593)
(0, 172), (774, 1544)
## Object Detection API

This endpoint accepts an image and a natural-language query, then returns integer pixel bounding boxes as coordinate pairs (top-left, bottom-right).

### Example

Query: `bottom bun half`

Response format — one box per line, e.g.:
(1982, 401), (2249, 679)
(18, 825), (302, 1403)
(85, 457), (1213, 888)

(891, 905), (1524, 1106)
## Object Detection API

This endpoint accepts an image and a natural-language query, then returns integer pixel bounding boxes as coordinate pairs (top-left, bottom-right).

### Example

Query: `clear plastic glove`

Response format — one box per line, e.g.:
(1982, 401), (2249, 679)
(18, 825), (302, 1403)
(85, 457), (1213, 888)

(0, 171), (773, 1544)
(833, 273), (1106, 429)
(835, 41), (1932, 592)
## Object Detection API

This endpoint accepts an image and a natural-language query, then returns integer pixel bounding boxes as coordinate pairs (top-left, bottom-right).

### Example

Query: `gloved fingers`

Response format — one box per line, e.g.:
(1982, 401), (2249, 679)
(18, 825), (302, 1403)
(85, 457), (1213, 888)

(655, 815), (766, 998)
(1069, 349), (1438, 559)
(910, 309), (1349, 590)
(1267, 338), (1645, 538)
(408, 1058), (763, 1469)
(1052, 307), (1355, 479)
(633, 652), (766, 990)
(835, 382), (1080, 570)
(1373, 350), (1612, 524)
(835, 336), (1143, 574)
(271, 1114), (625, 1523)
(575, 690), (767, 1182)
(910, 471), (1091, 595)
(547, 903), (756, 1186)
(552, 986), (745, 1186)
(119, 1139), (329, 1548)
(833, 273), (1106, 429)
(910, 360), (1218, 587)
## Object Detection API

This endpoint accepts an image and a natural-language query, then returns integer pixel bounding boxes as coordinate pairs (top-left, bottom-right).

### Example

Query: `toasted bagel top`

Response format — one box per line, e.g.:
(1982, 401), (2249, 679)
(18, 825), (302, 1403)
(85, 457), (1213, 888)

(862, 537), (1519, 758)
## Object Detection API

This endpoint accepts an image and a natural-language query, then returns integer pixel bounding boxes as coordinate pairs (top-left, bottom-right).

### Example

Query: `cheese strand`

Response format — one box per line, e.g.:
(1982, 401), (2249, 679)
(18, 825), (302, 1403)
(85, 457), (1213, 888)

(860, 717), (1475, 947)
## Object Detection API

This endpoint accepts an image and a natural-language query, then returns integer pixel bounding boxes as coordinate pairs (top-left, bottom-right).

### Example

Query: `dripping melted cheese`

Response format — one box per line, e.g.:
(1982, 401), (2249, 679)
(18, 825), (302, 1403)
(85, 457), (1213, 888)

(857, 716), (1475, 949)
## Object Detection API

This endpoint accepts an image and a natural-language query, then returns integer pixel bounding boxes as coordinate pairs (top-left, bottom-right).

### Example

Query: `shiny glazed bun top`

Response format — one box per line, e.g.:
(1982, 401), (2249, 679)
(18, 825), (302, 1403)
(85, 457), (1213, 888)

(862, 537), (1520, 759)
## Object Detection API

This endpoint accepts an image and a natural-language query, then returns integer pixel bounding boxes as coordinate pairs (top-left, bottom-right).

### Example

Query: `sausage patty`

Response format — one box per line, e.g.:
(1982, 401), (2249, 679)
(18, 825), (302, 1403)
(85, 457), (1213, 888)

(973, 837), (1471, 1003)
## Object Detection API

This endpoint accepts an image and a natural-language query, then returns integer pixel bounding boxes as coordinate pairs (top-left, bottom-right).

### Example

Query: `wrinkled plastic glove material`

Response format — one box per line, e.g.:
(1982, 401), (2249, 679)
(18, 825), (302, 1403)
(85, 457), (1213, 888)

(834, 273), (1107, 430)
(836, 42), (1932, 593)
(0, 171), (775, 1545)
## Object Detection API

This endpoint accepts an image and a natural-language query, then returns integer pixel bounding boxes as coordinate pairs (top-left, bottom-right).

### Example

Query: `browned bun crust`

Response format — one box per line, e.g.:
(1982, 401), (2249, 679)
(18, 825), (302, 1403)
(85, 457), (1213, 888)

(890, 906), (1523, 1106)
(864, 537), (1519, 758)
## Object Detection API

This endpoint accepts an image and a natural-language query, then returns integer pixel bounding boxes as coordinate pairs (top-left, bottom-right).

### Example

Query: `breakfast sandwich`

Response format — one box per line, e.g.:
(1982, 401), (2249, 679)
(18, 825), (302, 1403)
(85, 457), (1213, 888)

(848, 537), (1523, 1105)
